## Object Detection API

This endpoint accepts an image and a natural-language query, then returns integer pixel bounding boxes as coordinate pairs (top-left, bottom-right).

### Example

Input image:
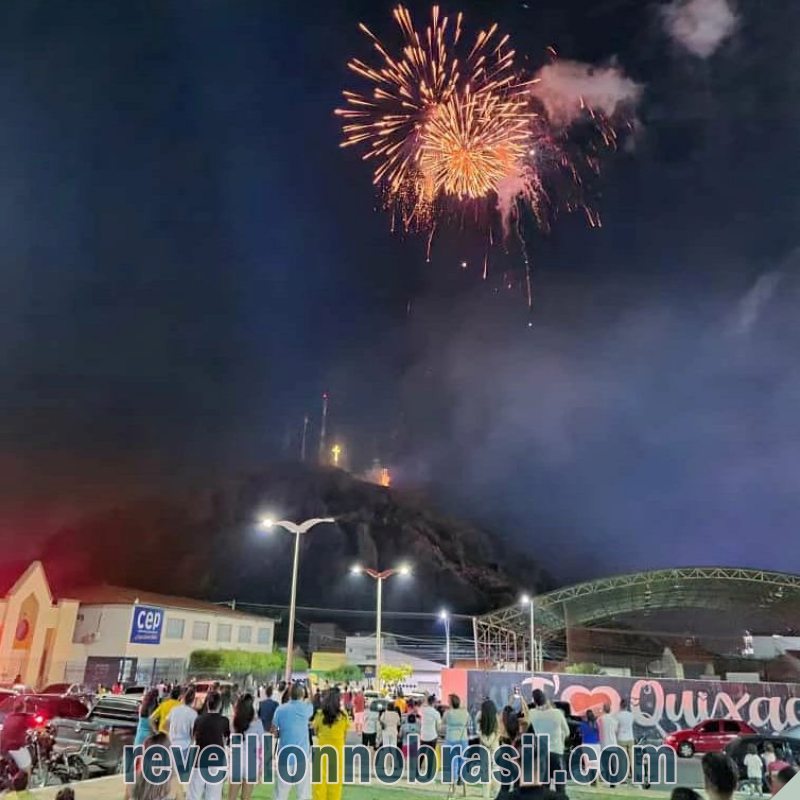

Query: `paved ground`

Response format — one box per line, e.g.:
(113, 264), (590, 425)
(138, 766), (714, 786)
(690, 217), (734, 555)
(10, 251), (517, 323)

(30, 775), (678, 800)
(25, 747), (706, 800)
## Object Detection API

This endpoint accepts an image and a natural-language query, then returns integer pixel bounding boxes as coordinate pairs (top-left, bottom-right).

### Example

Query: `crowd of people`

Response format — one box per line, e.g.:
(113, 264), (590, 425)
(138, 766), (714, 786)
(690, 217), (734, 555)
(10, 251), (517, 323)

(62, 679), (800, 800)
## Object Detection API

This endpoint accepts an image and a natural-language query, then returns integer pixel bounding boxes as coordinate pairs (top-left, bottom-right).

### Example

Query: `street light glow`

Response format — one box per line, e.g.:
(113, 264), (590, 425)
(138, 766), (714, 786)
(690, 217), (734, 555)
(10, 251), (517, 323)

(520, 593), (531, 605)
(439, 609), (449, 620)
(260, 516), (276, 529)
(397, 563), (411, 576)
(350, 564), (363, 575)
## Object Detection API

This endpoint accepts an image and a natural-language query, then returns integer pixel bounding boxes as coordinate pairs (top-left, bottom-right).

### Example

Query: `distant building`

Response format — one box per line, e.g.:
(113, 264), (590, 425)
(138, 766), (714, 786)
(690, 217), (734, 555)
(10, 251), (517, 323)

(309, 622), (346, 654)
(69, 585), (276, 687)
(345, 635), (443, 694)
(0, 562), (79, 688)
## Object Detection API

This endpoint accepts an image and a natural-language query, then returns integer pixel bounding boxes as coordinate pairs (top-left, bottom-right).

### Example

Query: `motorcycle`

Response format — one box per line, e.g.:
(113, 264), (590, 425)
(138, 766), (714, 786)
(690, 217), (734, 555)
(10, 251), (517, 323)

(27, 726), (91, 785)
(0, 752), (23, 792)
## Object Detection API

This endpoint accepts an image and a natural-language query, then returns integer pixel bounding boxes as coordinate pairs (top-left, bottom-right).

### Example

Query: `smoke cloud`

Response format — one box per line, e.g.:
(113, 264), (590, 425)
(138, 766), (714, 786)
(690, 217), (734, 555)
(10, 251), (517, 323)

(662, 0), (738, 58)
(531, 60), (643, 127)
(399, 255), (800, 583)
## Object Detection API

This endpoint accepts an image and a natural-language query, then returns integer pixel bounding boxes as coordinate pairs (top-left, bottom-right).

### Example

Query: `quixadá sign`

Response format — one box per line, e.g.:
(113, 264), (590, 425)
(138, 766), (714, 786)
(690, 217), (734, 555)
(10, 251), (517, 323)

(130, 605), (164, 645)
(466, 670), (800, 735)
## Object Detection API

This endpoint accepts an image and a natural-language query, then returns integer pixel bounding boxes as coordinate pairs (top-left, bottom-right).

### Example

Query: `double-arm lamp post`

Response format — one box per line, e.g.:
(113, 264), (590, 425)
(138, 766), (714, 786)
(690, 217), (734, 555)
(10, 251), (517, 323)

(260, 516), (336, 682)
(350, 564), (411, 690)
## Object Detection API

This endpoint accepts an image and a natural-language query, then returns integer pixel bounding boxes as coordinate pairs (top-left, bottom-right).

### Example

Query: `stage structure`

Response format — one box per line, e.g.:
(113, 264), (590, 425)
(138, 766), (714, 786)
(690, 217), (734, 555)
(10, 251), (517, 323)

(474, 567), (800, 670)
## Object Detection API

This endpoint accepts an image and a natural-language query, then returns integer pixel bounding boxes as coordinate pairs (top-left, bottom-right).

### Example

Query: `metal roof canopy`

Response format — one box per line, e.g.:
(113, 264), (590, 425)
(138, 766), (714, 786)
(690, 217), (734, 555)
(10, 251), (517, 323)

(474, 567), (800, 667)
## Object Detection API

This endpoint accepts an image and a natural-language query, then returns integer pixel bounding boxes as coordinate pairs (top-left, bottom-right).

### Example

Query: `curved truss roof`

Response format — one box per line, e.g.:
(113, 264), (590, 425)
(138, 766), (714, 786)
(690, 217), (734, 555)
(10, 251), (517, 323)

(477, 567), (800, 641)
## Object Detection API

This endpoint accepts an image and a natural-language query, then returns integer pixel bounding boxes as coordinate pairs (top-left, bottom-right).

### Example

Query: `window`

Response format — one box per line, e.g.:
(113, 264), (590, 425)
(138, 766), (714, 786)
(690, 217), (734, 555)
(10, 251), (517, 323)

(722, 721), (741, 733)
(238, 626), (252, 644)
(165, 617), (185, 639)
(700, 721), (719, 733)
(217, 623), (232, 643)
(257, 627), (272, 646)
(192, 621), (210, 641)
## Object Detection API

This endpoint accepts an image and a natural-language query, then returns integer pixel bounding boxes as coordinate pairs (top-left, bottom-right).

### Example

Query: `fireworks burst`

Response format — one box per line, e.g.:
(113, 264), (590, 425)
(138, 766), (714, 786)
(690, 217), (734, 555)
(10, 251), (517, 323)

(336, 6), (533, 223)
(336, 5), (635, 307)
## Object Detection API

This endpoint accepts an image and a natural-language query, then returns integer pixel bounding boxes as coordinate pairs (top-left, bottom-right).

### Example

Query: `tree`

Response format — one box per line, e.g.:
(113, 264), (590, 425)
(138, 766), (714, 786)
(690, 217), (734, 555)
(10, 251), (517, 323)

(564, 662), (605, 675)
(188, 649), (307, 677)
(317, 665), (363, 684)
(378, 664), (412, 689)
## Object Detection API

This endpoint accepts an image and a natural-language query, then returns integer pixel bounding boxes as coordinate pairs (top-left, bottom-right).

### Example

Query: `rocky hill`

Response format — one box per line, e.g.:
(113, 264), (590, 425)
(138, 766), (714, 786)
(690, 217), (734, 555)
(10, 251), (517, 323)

(39, 463), (550, 617)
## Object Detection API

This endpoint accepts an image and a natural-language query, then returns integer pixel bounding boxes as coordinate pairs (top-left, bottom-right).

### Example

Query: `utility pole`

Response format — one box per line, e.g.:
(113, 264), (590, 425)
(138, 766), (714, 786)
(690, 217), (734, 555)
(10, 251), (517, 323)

(300, 414), (309, 462)
(318, 392), (329, 464)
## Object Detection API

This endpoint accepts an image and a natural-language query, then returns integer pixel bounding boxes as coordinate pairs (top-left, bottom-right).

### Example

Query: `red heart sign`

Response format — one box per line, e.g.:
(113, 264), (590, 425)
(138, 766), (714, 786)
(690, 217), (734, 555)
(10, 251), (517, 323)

(560, 685), (621, 716)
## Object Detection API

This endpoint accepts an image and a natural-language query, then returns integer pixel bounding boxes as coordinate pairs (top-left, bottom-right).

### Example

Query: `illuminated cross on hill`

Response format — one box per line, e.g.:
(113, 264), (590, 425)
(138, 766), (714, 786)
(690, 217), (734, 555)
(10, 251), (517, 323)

(331, 444), (342, 466)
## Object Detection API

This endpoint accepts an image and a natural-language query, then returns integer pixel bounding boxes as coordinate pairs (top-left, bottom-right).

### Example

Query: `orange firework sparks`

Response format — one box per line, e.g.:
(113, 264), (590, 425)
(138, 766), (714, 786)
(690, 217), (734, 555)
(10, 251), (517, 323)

(419, 87), (531, 199)
(336, 6), (634, 309)
(335, 5), (530, 223)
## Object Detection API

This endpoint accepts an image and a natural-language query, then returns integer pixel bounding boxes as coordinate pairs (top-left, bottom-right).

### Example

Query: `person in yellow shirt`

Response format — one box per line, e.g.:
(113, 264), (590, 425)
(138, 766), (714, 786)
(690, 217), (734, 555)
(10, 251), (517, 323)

(312, 688), (350, 800)
(394, 692), (407, 715)
(150, 686), (182, 734)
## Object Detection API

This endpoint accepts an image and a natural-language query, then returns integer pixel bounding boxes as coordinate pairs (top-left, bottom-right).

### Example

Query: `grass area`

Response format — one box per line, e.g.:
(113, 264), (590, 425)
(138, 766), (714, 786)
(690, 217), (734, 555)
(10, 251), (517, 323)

(248, 783), (668, 800)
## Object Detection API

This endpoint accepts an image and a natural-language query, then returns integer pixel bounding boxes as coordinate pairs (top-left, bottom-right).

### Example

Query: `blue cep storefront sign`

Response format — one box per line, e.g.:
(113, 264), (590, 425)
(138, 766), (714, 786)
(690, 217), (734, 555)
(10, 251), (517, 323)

(130, 605), (164, 644)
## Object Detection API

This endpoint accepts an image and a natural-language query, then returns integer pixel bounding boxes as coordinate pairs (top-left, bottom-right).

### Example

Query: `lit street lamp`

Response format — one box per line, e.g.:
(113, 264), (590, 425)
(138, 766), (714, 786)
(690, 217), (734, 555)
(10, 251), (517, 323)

(521, 594), (537, 672)
(261, 516), (336, 681)
(351, 563), (411, 691)
(440, 609), (451, 668)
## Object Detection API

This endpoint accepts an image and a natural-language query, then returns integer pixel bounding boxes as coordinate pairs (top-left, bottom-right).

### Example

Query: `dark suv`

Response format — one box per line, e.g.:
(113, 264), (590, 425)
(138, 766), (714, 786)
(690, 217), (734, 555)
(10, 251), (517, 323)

(50, 695), (139, 777)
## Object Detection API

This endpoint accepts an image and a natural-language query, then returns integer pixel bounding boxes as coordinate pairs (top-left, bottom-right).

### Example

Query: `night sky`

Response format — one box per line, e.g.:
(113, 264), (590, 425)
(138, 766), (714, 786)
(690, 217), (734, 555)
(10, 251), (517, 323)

(2, 0), (799, 583)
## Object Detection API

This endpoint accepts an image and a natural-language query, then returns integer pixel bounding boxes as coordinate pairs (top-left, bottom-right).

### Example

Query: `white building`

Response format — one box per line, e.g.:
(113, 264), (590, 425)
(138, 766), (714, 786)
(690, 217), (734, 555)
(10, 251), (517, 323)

(69, 585), (276, 687)
(749, 635), (800, 660)
(345, 635), (443, 695)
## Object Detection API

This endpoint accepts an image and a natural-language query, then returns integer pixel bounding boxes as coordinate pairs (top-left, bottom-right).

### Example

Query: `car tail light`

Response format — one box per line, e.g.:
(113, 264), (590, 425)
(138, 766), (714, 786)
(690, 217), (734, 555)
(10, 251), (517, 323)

(33, 714), (45, 726)
(97, 727), (111, 746)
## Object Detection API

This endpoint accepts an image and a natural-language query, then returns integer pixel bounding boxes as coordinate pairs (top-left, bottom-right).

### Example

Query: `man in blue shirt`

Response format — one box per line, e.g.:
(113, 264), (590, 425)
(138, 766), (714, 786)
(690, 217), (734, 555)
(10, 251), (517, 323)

(272, 683), (314, 800)
(258, 685), (279, 730)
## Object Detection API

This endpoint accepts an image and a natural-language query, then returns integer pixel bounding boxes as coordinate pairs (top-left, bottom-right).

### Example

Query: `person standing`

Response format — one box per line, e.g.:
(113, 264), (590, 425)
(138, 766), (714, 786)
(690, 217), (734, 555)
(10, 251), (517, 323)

(528, 690), (570, 797)
(151, 687), (182, 734)
(362, 701), (380, 751)
(272, 683), (314, 800)
(168, 687), (198, 760)
(701, 753), (738, 800)
(352, 691), (366, 733)
(478, 699), (501, 800)
(135, 690), (160, 747)
(229, 693), (264, 800)
(441, 694), (471, 786)
(419, 695), (442, 773)
(188, 691), (231, 800)
(258, 686), (279, 731)
(380, 703), (401, 749)
(578, 710), (601, 780)
(743, 744), (764, 796)
(597, 703), (619, 750)
(615, 699), (635, 780)
(312, 689), (350, 800)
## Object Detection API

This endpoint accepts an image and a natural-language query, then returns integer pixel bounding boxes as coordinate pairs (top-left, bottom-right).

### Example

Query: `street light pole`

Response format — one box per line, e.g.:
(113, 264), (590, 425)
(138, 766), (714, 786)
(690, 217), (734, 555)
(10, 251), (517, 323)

(351, 564), (411, 692)
(261, 517), (335, 682)
(440, 610), (451, 668)
(521, 594), (536, 673)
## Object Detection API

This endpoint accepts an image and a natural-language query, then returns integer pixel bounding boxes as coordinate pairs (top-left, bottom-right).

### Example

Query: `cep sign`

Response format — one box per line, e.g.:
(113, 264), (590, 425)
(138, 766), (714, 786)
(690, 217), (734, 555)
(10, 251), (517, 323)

(130, 605), (164, 645)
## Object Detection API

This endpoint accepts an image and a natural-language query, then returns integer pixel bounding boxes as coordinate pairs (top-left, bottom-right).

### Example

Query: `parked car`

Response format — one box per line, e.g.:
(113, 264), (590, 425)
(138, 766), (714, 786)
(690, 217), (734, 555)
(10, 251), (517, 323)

(665, 719), (756, 757)
(725, 734), (800, 780)
(0, 694), (89, 752)
(40, 683), (84, 697)
(49, 695), (139, 777)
